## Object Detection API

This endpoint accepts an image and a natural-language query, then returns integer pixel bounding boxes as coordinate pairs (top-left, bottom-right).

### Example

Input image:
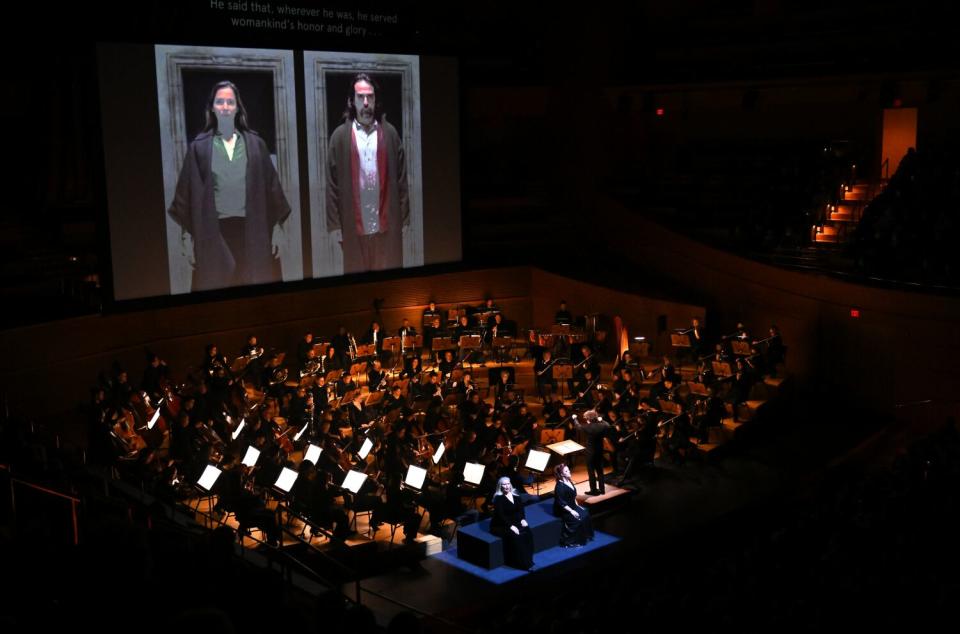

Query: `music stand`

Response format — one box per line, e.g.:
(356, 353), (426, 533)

(350, 362), (368, 378)
(458, 335), (483, 367)
(241, 446), (261, 467)
(491, 336), (514, 365)
(712, 361), (733, 378)
(539, 428), (565, 445)
(357, 437), (374, 461)
(382, 336), (401, 355)
(365, 391), (386, 408)
(355, 344), (377, 359)
(432, 441), (445, 465)
(273, 467), (299, 495)
(193, 464), (222, 520)
(231, 418), (246, 441)
(293, 420), (310, 442)
(687, 381), (710, 397)
(671, 333), (691, 348)
(304, 443), (322, 465)
(658, 399), (682, 416)
(402, 465), (428, 493)
(341, 470), (368, 494)
(524, 449), (551, 496)
(554, 363), (573, 401)
(325, 369), (343, 383)
(731, 340), (752, 356)
(546, 439), (585, 470)
(311, 342), (329, 357)
(463, 462), (485, 488)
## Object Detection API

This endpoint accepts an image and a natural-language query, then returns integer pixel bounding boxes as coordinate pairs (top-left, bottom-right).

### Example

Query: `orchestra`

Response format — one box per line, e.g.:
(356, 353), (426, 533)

(88, 300), (787, 547)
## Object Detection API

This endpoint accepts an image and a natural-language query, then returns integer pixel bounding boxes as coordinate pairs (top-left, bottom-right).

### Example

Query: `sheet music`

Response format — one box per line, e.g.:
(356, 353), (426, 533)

(304, 444), (322, 464)
(241, 446), (261, 467)
(197, 465), (222, 491)
(274, 467), (299, 493)
(342, 470), (368, 494)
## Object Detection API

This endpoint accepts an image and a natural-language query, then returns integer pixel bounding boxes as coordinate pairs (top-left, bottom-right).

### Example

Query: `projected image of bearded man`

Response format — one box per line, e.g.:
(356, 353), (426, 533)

(168, 80), (291, 291)
(326, 73), (409, 273)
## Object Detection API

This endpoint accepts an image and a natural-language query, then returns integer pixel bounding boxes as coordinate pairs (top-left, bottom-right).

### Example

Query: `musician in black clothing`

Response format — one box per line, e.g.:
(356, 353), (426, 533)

(438, 350), (457, 380)
(554, 300), (573, 326)
(573, 369), (599, 409)
(321, 346), (342, 374)
(291, 460), (352, 539)
(240, 334), (265, 388)
(534, 349), (557, 403)
(296, 332), (315, 369)
(367, 358), (387, 392)
(203, 344), (229, 377)
(763, 325), (786, 376)
(490, 476), (534, 570)
(311, 375), (331, 412)
(140, 354), (169, 403)
(336, 373), (358, 398)
(574, 409), (611, 496)
(659, 355), (679, 385)
(331, 325), (351, 371)
(401, 355), (423, 381)
(398, 318), (417, 339)
(688, 316), (706, 361)
(363, 321), (385, 360)
(217, 464), (281, 546)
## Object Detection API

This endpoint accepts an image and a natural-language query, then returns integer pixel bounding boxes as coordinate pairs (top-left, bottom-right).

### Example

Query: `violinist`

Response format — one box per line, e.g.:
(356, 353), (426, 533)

(400, 355), (423, 381)
(573, 369), (599, 409)
(762, 325), (785, 376)
(218, 463), (281, 546)
(534, 349), (557, 402)
(659, 355), (679, 385)
(460, 390), (490, 430)
(438, 350), (457, 381)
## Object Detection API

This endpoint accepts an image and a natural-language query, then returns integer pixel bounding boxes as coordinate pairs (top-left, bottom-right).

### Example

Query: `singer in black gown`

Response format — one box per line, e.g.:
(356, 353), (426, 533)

(489, 476), (534, 570)
(552, 463), (594, 546)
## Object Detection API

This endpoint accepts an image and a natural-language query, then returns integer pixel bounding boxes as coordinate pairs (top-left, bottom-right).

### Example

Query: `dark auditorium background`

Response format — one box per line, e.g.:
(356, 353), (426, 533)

(2, 1), (960, 632)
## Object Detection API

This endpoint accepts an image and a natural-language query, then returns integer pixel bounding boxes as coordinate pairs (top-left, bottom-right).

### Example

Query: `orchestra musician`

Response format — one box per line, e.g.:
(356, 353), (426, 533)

(363, 321), (385, 360)
(140, 353), (169, 403)
(554, 300), (573, 326)
(534, 349), (557, 403)
(367, 358), (387, 392)
(331, 325), (351, 371)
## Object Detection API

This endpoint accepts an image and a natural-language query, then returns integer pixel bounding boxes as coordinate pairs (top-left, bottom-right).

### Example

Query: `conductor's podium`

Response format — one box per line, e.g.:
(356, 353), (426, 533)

(456, 499), (561, 569)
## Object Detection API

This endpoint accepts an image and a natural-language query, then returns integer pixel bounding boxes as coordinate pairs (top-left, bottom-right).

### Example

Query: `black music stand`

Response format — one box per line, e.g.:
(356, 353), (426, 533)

(731, 340), (752, 356)
(554, 363), (573, 401)
(458, 335), (483, 368)
(712, 361), (733, 378)
(524, 448), (551, 496)
(383, 336), (401, 369)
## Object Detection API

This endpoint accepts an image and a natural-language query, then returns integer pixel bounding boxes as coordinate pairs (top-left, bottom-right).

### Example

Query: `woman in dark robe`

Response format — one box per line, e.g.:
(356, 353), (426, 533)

(489, 476), (534, 570)
(552, 463), (594, 547)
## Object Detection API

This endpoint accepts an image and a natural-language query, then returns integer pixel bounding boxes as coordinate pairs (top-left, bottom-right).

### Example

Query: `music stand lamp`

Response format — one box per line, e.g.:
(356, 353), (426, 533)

(462, 461), (486, 509)
(231, 418), (246, 441)
(357, 437), (374, 461)
(524, 449), (551, 496)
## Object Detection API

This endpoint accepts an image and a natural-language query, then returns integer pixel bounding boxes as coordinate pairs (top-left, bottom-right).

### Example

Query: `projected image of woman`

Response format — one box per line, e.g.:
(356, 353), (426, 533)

(168, 80), (291, 291)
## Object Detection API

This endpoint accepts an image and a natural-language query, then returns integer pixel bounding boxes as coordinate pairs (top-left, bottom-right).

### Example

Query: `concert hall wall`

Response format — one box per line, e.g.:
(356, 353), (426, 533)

(600, 199), (960, 415)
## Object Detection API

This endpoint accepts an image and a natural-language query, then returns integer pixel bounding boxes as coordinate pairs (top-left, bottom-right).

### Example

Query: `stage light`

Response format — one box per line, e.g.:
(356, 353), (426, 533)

(850, 309), (861, 319)
(655, 107), (664, 116)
